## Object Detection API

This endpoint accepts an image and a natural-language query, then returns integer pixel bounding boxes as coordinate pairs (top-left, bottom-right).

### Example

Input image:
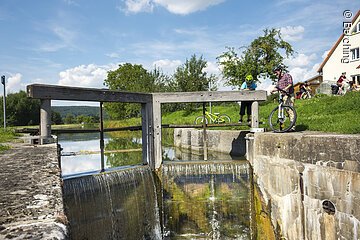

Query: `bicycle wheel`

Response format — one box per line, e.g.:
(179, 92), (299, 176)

(194, 116), (208, 125)
(268, 105), (297, 133)
(217, 114), (231, 124)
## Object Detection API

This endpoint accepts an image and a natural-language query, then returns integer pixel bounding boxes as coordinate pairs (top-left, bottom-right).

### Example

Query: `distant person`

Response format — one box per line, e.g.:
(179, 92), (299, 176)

(239, 74), (257, 124)
(271, 65), (295, 131)
(337, 72), (349, 94)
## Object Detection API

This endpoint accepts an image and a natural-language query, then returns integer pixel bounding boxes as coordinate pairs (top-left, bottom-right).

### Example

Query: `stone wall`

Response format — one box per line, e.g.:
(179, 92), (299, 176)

(247, 131), (360, 240)
(173, 128), (249, 156)
(0, 142), (67, 239)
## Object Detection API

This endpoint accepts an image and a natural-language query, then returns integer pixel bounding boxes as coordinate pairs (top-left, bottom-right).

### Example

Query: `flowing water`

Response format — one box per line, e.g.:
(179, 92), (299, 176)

(59, 132), (256, 239)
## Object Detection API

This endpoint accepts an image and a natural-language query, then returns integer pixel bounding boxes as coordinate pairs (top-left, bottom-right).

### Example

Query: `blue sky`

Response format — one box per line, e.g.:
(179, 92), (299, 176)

(0, 0), (359, 105)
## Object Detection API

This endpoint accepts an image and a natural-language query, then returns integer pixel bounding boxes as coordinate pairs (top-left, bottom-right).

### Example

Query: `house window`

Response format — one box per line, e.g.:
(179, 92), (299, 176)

(351, 48), (360, 60)
(352, 75), (360, 85)
(357, 22), (360, 33)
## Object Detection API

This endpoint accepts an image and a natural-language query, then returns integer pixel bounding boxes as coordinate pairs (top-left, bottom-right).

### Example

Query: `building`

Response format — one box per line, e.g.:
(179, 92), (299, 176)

(318, 10), (360, 86)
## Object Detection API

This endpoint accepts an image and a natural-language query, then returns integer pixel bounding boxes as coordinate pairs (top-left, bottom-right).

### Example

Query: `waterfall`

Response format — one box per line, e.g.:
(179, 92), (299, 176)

(63, 161), (254, 239)
(63, 166), (161, 240)
(161, 161), (252, 239)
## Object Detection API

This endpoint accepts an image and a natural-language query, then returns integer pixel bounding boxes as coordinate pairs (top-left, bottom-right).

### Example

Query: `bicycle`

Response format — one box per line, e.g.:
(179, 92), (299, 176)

(194, 110), (231, 124)
(268, 87), (297, 133)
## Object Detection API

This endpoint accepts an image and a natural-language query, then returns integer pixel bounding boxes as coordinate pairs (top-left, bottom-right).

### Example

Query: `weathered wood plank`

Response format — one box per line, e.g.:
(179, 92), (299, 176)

(27, 84), (152, 103)
(153, 90), (267, 103)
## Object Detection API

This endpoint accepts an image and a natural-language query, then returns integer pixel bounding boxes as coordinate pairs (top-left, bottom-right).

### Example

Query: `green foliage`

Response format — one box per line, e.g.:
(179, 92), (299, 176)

(0, 91), (40, 126)
(51, 111), (63, 125)
(108, 92), (360, 134)
(172, 54), (217, 112)
(217, 28), (294, 89)
(0, 128), (17, 152)
(103, 63), (169, 119)
(64, 113), (76, 124)
(173, 54), (216, 92)
(52, 106), (104, 119)
(259, 92), (360, 134)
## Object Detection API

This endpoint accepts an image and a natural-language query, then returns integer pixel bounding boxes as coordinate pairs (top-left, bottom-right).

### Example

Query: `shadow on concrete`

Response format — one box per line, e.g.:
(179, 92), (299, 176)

(230, 131), (249, 158)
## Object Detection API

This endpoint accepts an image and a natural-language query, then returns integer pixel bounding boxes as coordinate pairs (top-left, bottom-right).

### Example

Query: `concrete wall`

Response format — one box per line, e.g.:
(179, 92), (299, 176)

(247, 132), (360, 240)
(173, 128), (249, 156)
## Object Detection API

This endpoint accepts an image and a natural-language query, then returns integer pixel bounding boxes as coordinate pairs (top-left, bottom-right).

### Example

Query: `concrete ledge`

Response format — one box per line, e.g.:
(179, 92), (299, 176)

(0, 142), (67, 239)
(247, 131), (360, 239)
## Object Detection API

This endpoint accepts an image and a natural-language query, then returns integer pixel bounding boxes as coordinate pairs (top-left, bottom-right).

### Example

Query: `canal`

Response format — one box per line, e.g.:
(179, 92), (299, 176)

(58, 130), (266, 239)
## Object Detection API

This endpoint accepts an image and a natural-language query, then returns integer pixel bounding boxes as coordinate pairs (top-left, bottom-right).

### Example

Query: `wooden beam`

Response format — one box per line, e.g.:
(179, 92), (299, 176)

(153, 90), (267, 103)
(27, 84), (152, 103)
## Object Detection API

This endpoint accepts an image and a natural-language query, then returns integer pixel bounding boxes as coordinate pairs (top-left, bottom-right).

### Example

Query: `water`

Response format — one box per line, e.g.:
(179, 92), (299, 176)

(60, 132), (255, 239)
(161, 162), (252, 239)
(63, 166), (162, 240)
(58, 132), (244, 177)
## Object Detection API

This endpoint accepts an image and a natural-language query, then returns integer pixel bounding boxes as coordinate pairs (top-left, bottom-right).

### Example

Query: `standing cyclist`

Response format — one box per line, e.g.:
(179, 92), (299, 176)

(239, 74), (257, 124)
(272, 65), (296, 131)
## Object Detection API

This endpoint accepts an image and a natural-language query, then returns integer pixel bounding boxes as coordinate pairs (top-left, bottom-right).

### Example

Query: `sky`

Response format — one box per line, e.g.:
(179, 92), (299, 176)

(0, 0), (359, 105)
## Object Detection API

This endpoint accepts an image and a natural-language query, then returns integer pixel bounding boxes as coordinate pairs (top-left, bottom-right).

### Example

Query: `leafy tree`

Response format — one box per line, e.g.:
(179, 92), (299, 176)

(0, 91), (40, 126)
(64, 113), (75, 124)
(103, 63), (169, 119)
(173, 54), (216, 92)
(172, 54), (217, 112)
(217, 28), (294, 89)
(51, 111), (63, 125)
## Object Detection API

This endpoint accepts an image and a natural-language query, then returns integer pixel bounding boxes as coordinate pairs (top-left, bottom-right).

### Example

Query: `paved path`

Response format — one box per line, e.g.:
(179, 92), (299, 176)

(0, 141), (67, 240)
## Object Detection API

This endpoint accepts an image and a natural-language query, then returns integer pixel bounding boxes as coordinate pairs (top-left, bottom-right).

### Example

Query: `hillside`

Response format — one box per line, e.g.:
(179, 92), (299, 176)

(52, 106), (102, 118)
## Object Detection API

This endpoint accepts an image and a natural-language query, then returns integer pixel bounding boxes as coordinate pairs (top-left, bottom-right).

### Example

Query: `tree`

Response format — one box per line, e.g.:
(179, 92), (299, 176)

(103, 63), (169, 119)
(0, 91), (40, 126)
(64, 113), (75, 124)
(172, 54), (217, 112)
(173, 54), (216, 92)
(217, 28), (294, 89)
(51, 111), (63, 125)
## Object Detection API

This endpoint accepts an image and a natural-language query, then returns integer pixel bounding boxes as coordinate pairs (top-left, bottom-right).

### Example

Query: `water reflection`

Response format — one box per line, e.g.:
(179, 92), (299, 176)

(58, 132), (245, 177)
(162, 162), (251, 239)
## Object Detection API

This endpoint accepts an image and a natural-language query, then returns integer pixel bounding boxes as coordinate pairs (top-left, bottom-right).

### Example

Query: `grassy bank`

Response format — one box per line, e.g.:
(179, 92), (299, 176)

(0, 128), (17, 151)
(106, 91), (360, 134)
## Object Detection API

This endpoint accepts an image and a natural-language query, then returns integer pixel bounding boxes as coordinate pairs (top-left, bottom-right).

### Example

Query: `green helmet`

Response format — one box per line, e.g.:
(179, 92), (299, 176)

(245, 74), (253, 82)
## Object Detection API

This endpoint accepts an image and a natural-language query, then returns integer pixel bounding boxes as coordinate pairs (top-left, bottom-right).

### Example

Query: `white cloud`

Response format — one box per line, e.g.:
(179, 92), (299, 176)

(121, 0), (225, 15)
(5, 73), (23, 94)
(280, 26), (305, 42)
(284, 53), (317, 68)
(39, 26), (77, 52)
(322, 50), (330, 59)
(120, 0), (154, 14)
(154, 0), (225, 15)
(152, 59), (182, 74)
(106, 52), (121, 59)
(58, 64), (118, 88)
(289, 63), (320, 83)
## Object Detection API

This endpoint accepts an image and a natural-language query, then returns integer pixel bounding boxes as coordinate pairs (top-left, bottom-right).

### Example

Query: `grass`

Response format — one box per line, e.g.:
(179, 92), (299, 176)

(106, 91), (360, 134)
(3, 91), (360, 150)
(0, 128), (17, 152)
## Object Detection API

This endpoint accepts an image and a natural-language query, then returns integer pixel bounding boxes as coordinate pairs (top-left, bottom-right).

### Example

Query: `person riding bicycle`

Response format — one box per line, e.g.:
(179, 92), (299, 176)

(299, 81), (311, 99)
(239, 74), (257, 124)
(271, 65), (296, 131)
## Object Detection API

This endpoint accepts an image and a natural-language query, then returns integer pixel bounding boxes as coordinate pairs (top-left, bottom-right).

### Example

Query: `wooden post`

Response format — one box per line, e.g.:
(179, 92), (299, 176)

(251, 101), (259, 128)
(99, 102), (105, 172)
(40, 99), (51, 144)
(202, 103), (208, 161)
(141, 103), (150, 165)
(152, 100), (162, 169)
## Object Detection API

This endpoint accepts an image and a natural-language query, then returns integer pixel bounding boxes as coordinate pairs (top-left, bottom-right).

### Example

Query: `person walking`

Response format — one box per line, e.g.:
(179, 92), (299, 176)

(239, 74), (257, 124)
